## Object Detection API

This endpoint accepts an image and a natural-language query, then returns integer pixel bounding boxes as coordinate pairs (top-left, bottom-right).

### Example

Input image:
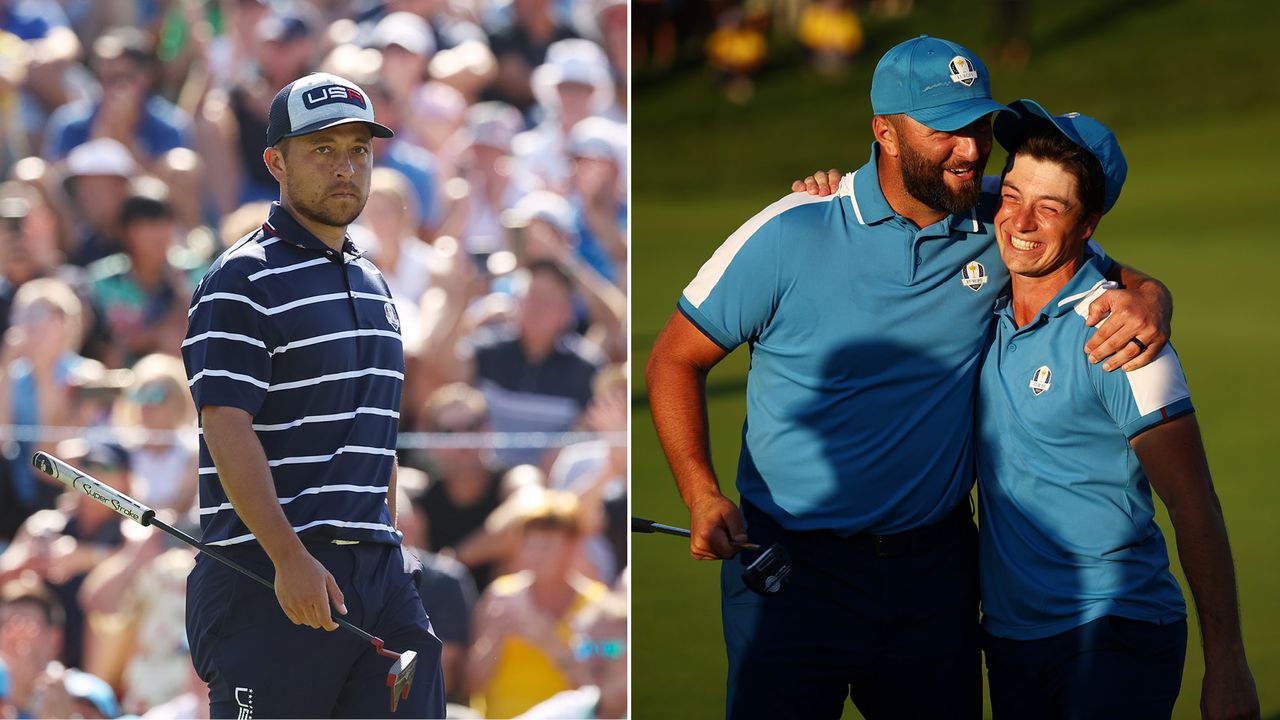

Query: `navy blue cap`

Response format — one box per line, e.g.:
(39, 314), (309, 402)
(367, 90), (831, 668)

(870, 35), (1012, 131)
(994, 98), (1128, 213)
(266, 73), (394, 147)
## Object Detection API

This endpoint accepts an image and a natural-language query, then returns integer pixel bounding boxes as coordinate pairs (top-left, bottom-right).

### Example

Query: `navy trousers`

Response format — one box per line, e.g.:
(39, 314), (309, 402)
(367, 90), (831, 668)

(984, 614), (1187, 720)
(186, 541), (445, 719)
(722, 501), (981, 720)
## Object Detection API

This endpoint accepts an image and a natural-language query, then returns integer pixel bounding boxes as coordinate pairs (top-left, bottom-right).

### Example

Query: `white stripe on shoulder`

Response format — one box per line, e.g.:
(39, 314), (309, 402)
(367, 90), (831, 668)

(188, 292), (268, 317)
(188, 368), (270, 389)
(271, 329), (401, 355)
(205, 519), (398, 546)
(1124, 346), (1191, 416)
(1064, 280), (1119, 315)
(248, 257), (330, 281)
(683, 189), (841, 307)
(845, 170), (865, 225)
(350, 291), (391, 302)
(267, 367), (403, 392)
(181, 330), (267, 349)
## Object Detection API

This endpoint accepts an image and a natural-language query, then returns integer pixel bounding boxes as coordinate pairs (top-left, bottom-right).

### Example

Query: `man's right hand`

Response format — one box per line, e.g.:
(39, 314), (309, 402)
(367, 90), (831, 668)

(273, 549), (347, 631)
(791, 169), (843, 196)
(688, 492), (750, 560)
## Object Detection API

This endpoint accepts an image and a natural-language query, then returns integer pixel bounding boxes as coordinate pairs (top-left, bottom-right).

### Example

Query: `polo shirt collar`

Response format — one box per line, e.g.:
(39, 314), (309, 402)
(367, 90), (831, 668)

(849, 143), (984, 235)
(262, 202), (363, 260)
(994, 254), (1112, 322)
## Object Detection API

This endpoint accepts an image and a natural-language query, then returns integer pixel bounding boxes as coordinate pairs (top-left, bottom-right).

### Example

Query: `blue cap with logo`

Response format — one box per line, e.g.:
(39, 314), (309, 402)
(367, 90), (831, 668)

(266, 72), (394, 147)
(871, 35), (1011, 131)
(994, 98), (1128, 213)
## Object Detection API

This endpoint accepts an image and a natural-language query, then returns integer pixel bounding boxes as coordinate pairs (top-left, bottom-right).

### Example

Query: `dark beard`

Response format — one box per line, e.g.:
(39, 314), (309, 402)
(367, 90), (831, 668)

(289, 190), (365, 229)
(899, 140), (983, 215)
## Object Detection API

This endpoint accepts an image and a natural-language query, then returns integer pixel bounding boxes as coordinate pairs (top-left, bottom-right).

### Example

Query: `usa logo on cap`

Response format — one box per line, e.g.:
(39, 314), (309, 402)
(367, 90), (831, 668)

(949, 56), (978, 87)
(265, 72), (394, 147)
(302, 85), (368, 110)
(1029, 365), (1052, 395)
(960, 260), (988, 291)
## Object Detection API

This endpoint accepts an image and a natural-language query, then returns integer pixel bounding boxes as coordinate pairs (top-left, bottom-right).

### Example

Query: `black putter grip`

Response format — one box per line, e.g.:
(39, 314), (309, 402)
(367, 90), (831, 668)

(632, 517), (657, 533)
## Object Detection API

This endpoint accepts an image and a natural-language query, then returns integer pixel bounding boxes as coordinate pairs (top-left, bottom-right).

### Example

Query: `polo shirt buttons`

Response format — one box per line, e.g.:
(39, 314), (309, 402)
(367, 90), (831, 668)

(1008, 343), (1017, 352)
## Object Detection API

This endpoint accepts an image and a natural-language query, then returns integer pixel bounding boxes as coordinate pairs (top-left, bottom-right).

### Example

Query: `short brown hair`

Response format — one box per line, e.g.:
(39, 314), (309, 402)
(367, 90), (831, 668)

(1002, 119), (1106, 220)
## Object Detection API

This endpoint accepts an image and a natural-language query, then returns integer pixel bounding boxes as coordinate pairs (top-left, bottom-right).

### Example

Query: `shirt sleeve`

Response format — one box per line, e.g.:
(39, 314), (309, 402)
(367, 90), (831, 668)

(676, 202), (788, 352)
(182, 264), (273, 416)
(1093, 343), (1194, 438)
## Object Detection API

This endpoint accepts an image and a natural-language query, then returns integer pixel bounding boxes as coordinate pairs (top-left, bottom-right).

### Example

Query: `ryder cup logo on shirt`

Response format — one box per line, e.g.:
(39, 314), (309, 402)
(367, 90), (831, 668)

(949, 56), (978, 87)
(384, 302), (400, 331)
(1029, 365), (1053, 395)
(960, 260), (988, 291)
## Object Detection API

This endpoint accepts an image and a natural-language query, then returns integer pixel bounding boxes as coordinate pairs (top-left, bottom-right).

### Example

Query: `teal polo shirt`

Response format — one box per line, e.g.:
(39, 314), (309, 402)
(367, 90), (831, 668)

(677, 144), (1007, 534)
(976, 256), (1191, 640)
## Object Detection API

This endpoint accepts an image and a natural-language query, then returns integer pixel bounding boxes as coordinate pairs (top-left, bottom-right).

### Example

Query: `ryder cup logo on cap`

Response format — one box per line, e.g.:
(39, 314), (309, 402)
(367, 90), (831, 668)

(870, 35), (1013, 132)
(266, 72), (394, 146)
(948, 56), (978, 86)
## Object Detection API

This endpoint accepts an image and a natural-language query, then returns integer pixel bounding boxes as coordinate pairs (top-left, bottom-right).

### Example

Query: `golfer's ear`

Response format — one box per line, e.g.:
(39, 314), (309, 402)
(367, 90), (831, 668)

(873, 115), (899, 157)
(263, 145), (287, 183)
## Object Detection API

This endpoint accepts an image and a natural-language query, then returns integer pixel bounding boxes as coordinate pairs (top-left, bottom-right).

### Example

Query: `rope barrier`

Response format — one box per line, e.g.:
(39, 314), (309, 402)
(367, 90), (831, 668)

(0, 425), (626, 449)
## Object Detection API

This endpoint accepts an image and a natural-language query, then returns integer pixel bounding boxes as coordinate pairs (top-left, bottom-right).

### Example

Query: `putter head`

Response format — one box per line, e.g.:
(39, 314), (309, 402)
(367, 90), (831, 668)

(741, 542), (792, 595)
(386, 649), (417, 712)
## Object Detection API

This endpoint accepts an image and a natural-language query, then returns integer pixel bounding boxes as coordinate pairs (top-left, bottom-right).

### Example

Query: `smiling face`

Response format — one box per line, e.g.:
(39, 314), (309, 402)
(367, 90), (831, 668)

(267, 123), (375, 232)
(891, 114), (993, 214)
(996, 154), (1099, 281)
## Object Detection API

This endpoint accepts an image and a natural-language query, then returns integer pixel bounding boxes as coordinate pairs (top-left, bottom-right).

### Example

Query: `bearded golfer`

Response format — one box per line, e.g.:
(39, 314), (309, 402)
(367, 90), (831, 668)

(646, 35), (1173, 719)
(182, 72), (445, 718)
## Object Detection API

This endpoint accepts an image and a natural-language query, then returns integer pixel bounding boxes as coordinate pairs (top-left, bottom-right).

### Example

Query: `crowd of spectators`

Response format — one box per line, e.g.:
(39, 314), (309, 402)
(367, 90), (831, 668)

(0, 0), (627, 717)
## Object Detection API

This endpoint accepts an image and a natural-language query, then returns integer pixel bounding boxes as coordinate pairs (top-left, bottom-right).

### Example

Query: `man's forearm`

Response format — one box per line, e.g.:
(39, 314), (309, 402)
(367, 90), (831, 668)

(388, 458), (398, 530)
(201, 406), (307, 566)
(1170, 494), (1246, 660)
(646, 351), (722, 507)
(1114, 262), (1173, 317)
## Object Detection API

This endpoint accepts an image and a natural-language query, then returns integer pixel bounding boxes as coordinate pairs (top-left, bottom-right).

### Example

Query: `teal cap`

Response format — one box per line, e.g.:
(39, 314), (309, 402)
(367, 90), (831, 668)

(995, 98), (1128, 213)
(870, 35), (1012, 131)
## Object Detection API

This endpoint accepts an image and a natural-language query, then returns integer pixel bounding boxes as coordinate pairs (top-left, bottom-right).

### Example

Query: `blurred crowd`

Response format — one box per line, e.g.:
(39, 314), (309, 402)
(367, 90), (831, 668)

(656, 0), (1033, 103)
(0, 0), (628, 717)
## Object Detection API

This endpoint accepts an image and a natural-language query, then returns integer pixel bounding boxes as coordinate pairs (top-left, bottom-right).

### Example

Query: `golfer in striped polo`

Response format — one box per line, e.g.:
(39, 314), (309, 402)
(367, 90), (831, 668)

(182, 72), (444, 718)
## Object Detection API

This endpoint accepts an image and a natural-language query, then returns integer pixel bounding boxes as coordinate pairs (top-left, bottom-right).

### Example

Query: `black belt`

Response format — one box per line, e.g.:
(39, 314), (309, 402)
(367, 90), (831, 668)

(847, 500), (973, 558)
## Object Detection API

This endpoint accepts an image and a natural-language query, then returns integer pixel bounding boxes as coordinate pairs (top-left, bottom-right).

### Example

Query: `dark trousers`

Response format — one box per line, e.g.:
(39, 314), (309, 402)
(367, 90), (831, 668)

(984, 614), (1187, 720)
(187, 542), (445, 719)
(722, 502), (981, 720)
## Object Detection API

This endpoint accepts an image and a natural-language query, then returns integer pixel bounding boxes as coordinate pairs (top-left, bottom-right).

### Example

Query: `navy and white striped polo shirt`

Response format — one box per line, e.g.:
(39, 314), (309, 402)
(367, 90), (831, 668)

(182, 202), (404, 547)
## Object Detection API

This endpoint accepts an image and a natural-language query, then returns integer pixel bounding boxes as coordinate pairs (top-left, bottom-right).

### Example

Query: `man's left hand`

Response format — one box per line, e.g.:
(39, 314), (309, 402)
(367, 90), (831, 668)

(1084, 285), (1171, 371)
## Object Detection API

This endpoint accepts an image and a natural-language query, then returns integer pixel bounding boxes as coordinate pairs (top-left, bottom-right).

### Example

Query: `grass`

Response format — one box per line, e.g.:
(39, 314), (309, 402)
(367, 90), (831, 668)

(630, 2), (1280, 718)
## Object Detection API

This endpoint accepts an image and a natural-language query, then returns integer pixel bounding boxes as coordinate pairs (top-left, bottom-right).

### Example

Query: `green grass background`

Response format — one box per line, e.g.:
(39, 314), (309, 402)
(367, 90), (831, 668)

(630, 1), (1280, 717)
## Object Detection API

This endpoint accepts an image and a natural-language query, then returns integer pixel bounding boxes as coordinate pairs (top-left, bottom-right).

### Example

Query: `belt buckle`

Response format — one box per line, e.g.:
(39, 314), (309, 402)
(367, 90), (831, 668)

(874, 535), (887, 558)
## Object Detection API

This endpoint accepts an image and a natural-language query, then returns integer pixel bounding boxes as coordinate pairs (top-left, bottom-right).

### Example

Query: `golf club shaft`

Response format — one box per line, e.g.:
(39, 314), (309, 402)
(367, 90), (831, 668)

(33, 451), (376, 644)
(631, 516), (691, 538)
(632, 516), (760, 549)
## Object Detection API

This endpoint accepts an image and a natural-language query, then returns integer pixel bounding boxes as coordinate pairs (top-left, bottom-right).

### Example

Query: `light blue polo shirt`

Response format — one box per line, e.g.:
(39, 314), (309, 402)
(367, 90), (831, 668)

(677, 145), (1007, 535)
(976, 256), (1190, 640)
